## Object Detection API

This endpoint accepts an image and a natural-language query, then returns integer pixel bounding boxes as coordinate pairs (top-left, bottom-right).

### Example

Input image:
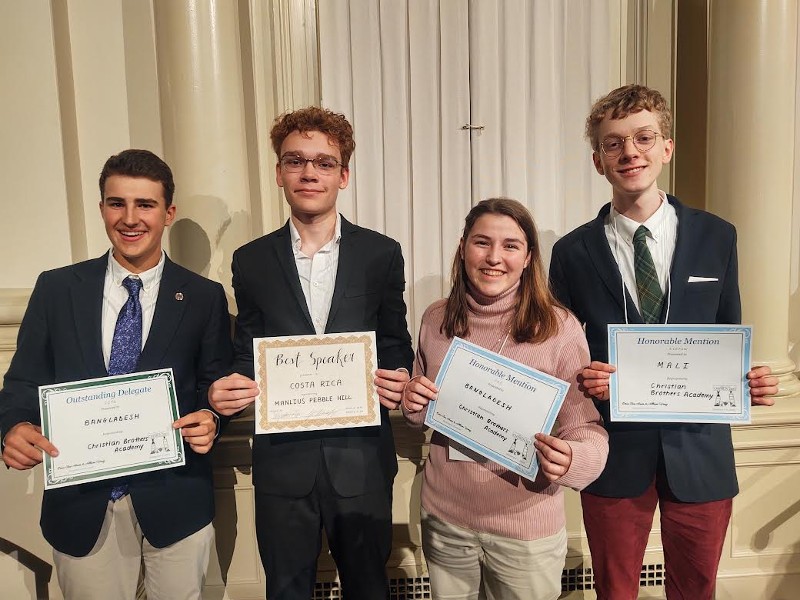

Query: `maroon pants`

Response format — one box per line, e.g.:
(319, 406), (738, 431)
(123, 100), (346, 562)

(582, 470), (732, 600)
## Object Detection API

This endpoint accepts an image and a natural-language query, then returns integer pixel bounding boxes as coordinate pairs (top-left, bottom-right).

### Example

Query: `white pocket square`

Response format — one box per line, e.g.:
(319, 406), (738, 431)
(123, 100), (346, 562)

(687, 276), (719, 283)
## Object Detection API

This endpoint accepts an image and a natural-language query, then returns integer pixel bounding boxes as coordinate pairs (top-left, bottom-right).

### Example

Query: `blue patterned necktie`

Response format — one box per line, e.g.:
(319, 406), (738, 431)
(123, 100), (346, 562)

(633, 225), (664, 324)
(108, 276), (143, 501)
(108, 276), (143, 376)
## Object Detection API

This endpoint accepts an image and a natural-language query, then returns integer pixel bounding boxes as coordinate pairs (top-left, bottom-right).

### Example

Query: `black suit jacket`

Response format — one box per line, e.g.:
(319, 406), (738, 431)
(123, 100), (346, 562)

(231, 216), (413, 498)
(0, 254), (232, 556)
(549, 196), (740, 502)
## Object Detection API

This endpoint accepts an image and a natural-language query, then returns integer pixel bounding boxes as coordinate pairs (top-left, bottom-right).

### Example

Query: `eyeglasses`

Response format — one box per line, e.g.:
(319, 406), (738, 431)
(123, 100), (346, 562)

(279, 154), (343, 174)
(600, 130), (663, 157)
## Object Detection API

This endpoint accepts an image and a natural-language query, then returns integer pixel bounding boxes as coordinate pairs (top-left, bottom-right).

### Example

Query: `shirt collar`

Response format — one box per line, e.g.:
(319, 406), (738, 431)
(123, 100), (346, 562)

(289, 213), (342, 252)
(608, 190), (668, 244)
(107, 250), (165, 292)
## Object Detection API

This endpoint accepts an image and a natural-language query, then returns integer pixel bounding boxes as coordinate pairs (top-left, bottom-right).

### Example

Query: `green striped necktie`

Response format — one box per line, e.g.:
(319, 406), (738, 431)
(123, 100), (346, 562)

(633, 225), (664, 324)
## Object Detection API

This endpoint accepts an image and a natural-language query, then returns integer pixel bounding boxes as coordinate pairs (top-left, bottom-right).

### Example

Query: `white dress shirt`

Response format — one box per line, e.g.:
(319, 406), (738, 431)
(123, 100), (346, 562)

(290, 215), (342, 335)
(101, 251), (165, 368)
(604, 191), (678, 322)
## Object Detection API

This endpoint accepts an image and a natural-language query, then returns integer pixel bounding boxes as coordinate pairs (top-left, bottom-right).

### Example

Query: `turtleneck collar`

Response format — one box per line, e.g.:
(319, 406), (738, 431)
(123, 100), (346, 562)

(466, 280), (520, 316)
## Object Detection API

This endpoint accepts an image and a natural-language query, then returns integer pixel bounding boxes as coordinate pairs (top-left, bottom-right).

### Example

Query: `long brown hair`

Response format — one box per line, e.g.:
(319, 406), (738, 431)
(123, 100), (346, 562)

(441, 198), (564, 344)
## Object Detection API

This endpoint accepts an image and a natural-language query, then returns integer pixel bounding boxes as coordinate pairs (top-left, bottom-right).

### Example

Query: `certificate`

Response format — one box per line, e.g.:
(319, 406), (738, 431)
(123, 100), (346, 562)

(39, 369), (185, 490)
(423, 337), (569, 481)
(608, 324), (752, 423)
(253, 331), (380, 434)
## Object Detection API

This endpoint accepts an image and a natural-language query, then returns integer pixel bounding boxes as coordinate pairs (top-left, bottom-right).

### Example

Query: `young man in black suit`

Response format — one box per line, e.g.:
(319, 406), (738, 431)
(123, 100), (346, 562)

(209, 107), (414, 599)
(549, 85), (777, 600)
(0, 149), (232, 600)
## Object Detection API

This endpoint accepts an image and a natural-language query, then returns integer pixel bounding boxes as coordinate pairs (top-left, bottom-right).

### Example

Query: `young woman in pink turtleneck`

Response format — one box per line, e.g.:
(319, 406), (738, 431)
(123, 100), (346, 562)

(401, 198), (608, 600)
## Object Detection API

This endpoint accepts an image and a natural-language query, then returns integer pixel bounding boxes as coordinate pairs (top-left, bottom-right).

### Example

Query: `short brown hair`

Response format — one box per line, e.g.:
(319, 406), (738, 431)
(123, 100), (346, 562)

(270, 107), (355, 167)
(99, 149), (175, 206)
(585, 84), (672, 151)
(442, 198), (564, 344)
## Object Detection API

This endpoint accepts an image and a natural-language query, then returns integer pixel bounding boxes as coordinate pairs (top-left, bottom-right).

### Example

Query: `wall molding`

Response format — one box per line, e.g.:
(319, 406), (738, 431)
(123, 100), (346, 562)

(0, 288), (31, 326)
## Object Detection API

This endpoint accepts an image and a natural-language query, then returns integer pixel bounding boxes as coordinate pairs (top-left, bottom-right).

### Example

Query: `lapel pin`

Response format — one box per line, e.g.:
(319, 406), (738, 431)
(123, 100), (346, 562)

(175, 292), (184, 301)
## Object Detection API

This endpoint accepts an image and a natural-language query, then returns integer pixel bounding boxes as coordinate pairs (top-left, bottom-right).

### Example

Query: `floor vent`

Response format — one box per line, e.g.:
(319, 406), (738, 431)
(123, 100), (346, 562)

(562, 566), (595, 591)
(640, 562), (666, 587)
(313, 577), (431, 599)
(561, 563), (666, 592)
(313, 564), (665, 598)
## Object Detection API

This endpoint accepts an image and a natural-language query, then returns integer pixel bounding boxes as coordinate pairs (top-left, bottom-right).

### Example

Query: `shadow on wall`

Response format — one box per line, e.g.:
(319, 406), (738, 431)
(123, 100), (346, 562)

(789, 284), (800, 374)
(0, 538), (52, 600)
(208, 412), (256, 595)
(169, 194), (254, 313)
(750, 472), (800, 600)
(209, 467), (241, 597)
(768, 540), (800, 600)
(170, 218), (212, 278)
(394, 418), (428, 562)
(213, 208), (253, 297)
(718, 450), (800, 600)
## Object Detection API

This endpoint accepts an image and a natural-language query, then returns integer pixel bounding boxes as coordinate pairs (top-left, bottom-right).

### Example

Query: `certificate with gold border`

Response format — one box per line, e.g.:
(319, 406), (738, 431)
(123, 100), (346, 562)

(253, 331), (380, 434)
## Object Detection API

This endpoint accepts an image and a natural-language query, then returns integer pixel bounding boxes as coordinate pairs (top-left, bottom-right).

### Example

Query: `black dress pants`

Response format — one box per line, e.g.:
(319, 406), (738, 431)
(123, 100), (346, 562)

(255, 462), (393, 600)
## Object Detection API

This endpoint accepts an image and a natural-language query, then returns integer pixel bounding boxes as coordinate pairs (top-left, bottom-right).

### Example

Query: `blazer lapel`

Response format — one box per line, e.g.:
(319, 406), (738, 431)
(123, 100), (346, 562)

(583, 206), (637, 315)
(72, 255), (108, 377)
(138, 256), (188, 370)
(665, 195), (693, 317)
(273, 222), (315, 331)
(325, 217), (357, 331)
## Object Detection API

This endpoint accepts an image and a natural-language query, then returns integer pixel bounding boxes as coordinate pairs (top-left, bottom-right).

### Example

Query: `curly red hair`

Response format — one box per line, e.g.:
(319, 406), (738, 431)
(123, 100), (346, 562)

(270, 107), (355, 167)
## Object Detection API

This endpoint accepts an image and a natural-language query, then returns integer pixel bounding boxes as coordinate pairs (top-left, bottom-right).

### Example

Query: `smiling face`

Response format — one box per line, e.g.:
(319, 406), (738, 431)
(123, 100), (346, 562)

(461, 213), (531, 298)
(592, 109), (674, 212)
(99, 175), (175, 273)
(276, 130), (349, 222)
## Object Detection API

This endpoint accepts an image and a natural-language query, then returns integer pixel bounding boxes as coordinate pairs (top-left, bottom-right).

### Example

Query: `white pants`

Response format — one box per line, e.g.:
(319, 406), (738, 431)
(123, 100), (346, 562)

(421, 508), (567, 600)
(53, 495), (214, 600)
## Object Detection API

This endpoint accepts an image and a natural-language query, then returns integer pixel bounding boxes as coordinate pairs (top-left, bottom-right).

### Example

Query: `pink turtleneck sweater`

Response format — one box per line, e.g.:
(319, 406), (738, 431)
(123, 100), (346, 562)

(404, 285), (608, 541)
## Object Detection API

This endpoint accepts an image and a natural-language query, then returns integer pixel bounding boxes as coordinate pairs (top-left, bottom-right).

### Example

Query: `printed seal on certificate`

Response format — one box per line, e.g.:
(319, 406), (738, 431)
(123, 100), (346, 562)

(254, 331), (380, 434)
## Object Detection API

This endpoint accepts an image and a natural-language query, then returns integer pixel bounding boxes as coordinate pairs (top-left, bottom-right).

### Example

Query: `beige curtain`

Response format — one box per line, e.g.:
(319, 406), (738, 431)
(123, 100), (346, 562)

(313, 0), (622, 333)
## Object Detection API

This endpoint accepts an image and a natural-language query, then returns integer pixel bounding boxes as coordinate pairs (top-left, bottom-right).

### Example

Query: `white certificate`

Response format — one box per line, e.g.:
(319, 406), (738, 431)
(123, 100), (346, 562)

(253, 331), (380, 434)
(608, 324), (752, 424)
(39, 369), (185, 490)
(423, 337), (569, 481)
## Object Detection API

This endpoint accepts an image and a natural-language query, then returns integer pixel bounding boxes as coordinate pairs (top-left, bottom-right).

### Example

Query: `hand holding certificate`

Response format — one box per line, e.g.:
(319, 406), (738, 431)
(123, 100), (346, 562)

(608, 324), (752, 423)
(422, 338), (569, 481)
(39, 369), (185, 489)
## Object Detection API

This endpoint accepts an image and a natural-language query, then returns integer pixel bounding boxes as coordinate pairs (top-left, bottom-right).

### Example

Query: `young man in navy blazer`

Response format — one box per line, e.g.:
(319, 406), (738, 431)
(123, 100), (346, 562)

(549, 85), (777, 600)
(0, 149), (232, 600)
(208, 107), (414, 599)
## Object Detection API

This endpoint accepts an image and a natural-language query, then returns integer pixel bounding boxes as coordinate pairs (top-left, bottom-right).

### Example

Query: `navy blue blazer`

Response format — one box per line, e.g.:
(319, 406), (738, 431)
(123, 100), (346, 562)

(549, 195), (740, 502)
(0, 254), (232, 556)
(230, 216), (413, 498)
